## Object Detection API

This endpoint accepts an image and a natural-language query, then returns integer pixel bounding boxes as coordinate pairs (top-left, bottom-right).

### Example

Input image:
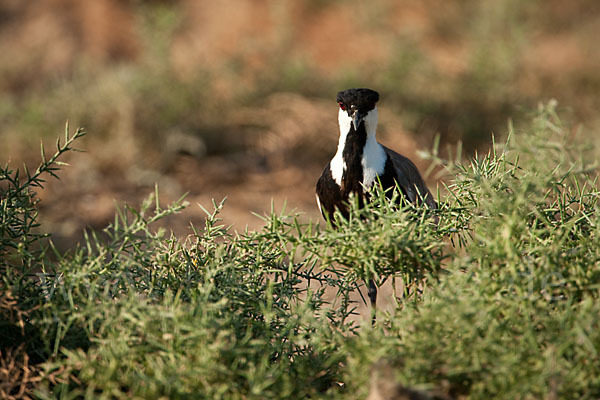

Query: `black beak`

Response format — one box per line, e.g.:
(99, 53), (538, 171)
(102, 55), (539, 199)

(352, 111), (363, 131)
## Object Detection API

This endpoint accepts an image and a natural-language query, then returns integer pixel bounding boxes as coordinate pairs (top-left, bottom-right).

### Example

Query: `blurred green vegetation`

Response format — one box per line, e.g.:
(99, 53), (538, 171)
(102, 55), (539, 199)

(1, 0), (599, 160)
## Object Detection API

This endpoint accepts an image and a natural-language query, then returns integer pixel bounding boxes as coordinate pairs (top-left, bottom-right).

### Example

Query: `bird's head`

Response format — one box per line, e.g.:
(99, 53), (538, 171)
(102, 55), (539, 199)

(336, 88), (379, 133)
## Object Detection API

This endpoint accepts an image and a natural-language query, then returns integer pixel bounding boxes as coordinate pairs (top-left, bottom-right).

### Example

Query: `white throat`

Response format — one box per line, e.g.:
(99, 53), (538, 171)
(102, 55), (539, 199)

(329, 107), (387, 187)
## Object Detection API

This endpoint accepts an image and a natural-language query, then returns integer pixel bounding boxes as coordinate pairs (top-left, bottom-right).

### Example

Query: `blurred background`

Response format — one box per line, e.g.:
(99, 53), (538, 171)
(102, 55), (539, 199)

(1, 0), (599, 249)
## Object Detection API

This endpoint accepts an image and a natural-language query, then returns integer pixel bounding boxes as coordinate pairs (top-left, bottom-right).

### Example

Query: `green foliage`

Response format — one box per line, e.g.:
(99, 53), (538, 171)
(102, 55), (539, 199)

(1, 124), (86, 271)
(340, 103), (600, 399)
(0, 124), (87, 380)
(2, 104), (600, 399)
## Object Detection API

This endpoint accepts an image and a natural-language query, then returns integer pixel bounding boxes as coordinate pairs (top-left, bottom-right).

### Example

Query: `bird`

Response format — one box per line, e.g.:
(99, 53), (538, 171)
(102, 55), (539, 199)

(315, 88), (436, 322)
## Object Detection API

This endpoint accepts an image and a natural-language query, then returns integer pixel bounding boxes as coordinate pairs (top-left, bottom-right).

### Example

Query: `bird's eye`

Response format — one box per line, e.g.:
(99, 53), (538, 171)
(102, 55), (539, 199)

(338, 102), (346, 110)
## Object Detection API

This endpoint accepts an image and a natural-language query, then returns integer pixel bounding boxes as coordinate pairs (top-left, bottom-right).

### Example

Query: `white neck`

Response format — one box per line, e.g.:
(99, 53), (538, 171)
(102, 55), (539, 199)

(335, 106), (378, 149)
(330, 107), (386, 187)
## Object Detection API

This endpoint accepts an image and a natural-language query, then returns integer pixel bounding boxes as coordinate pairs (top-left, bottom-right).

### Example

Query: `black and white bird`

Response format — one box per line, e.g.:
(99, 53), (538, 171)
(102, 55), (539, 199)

(315, 88), (436, 320)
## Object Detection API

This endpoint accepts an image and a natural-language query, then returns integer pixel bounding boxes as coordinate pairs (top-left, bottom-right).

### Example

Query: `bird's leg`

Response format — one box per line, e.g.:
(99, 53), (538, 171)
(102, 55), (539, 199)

(368, 278), (377, 324)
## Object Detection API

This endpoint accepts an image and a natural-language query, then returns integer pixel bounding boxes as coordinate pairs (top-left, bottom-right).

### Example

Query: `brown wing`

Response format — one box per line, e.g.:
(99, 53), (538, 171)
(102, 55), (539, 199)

(382, 145), (437, 209)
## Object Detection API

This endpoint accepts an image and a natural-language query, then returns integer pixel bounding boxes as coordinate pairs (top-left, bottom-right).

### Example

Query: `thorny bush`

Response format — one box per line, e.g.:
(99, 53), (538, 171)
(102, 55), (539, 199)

(1, 103), (599, 399)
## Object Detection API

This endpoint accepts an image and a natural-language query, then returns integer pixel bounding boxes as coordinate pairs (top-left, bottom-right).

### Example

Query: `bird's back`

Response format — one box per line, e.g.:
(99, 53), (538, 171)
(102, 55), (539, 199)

(381, 145), (437, 209)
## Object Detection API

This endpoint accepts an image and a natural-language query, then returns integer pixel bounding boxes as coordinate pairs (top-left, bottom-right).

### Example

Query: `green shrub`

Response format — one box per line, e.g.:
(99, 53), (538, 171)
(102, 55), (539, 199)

(339, 103), (600, 399)
(1, 103), (599, 399)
